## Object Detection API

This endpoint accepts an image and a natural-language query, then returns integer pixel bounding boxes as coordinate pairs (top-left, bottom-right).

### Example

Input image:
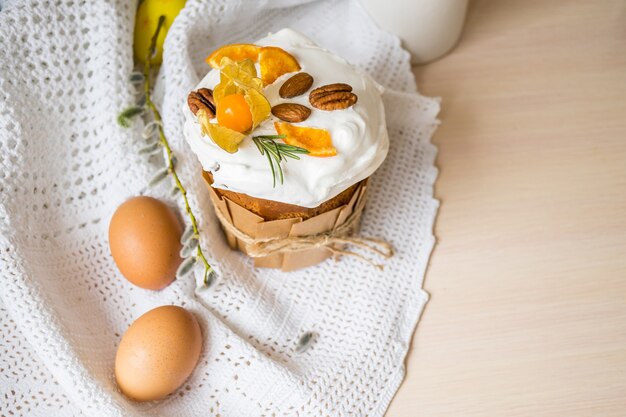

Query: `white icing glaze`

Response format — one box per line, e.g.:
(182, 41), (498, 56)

(183, 28), (389, 208)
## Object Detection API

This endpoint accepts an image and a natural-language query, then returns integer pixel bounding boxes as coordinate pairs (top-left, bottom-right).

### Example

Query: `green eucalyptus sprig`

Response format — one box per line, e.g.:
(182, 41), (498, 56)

(118, 15), (216, 288)
(252, 134), (309, 187)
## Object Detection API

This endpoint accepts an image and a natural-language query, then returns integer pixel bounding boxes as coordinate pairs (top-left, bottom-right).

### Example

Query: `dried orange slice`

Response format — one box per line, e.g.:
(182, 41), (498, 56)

(198, 109), (246, 153)
(259, 46), (301, 86)
(205, 44), (260, 68)
(274, 122), (336, 157)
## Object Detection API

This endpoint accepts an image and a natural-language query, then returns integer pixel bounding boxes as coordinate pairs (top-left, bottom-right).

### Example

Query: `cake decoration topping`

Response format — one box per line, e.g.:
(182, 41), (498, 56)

(197, 57), (271, 153)
(258, 46), (301, 86)
(274, 122), (337, 157)
(309, 83), (358, 110)
(198, 117), (245, 154)
(279, 72), (314, 98)
(216, 93), (253, 132)
(212, 57), (262, 104)
(210, 58), (270, 129)
(252, 134), (309, 187)
(206, 44), (301, 87)
(205, 43), (260, 69)
(187, 88), (215, 117)
(185, 29), (389, 208)
(244, 87), (272, 129)
(271, 103), (311, 123)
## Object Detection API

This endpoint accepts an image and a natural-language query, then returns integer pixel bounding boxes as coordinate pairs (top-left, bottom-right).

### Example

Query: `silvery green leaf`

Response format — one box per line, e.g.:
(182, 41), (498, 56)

(129, 71), (144, 85)
(170, 155), (178, 168)
(148, 168), (168, 187)
(180, 237), (198, 258)
(204, 269), (217, 288)
(170, 186), (181, 197)
(177, 256), (196, 278)
(142, 121), (161, 139)
(139, 143), (160, 154)
(181, 225), (195, 243)
(295, 331), (316, 354)
(196, 269), (217, 293)
(144, 133), (158, 145)
(136, 94), (146, 107)
(196, 284), (210, 293)
(117, 106), (143, 128)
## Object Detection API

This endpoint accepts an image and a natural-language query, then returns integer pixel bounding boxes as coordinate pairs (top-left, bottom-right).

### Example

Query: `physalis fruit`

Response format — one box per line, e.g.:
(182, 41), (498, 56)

(201, 58), (271, 153)
(217, 94), (253, 133)
(198, 109), (245, 154)
(245, 88), (271, 129)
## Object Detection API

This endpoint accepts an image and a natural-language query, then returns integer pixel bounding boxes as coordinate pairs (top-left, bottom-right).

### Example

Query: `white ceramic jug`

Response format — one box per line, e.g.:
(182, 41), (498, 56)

(359, 0), (469, 64)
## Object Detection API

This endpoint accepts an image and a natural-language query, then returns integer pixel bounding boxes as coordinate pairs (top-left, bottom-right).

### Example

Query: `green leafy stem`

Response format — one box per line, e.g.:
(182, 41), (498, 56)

(118, 15), (215, 287)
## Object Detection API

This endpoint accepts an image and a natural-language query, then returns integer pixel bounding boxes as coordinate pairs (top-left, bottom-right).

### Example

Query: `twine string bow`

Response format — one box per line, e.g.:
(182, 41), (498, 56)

(212, 193), (394, 269)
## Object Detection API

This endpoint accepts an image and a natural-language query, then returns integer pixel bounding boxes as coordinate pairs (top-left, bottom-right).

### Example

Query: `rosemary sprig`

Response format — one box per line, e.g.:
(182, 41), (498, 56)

(118, 15), (216, 287)
(252, 135), (309, 187)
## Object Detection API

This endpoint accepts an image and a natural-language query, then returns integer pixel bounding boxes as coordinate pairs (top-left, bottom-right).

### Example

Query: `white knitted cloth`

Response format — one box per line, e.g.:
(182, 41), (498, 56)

(0, 0), (440, 416)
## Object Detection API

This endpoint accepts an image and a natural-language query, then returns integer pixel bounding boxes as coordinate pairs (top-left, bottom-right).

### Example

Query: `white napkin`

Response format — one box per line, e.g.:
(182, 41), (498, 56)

(0, 0), (440, 415)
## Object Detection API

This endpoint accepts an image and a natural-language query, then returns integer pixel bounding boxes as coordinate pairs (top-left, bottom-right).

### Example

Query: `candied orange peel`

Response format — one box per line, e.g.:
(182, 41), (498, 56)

(206, 43), (301, 87)
(259, 46), (301, 86)
(205, 44), (260, 69)
(274, 122), (336, 157)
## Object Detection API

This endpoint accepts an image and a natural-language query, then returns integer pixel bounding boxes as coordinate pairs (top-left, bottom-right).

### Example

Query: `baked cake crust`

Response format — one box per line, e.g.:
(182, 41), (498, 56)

(203, 171), (362, 221)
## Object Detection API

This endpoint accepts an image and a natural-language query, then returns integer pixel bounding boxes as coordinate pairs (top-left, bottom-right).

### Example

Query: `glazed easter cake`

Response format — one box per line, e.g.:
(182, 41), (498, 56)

(184, 28), (390, 270)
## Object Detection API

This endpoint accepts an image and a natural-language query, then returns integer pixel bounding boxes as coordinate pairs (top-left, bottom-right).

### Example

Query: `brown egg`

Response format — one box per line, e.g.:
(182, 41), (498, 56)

(115, 305), (203, 402)
(109, 196), (183, 290)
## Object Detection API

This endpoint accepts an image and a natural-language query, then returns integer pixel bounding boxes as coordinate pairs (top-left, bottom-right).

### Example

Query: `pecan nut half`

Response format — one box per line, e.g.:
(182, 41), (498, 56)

(309, 83), (357, 111)
(187, 88), (216, 117)
(271, 103), (311, 123)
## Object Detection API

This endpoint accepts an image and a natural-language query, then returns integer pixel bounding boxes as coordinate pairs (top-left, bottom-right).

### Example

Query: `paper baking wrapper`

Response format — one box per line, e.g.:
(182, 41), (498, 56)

(204, 175), (368, 271)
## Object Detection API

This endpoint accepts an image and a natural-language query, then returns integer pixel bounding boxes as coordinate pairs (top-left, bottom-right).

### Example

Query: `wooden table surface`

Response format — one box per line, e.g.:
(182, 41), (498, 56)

(387, 1), (626, 416)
